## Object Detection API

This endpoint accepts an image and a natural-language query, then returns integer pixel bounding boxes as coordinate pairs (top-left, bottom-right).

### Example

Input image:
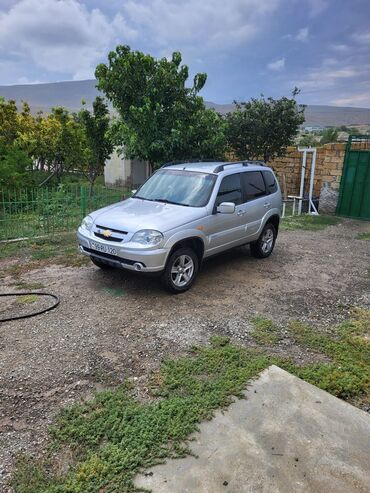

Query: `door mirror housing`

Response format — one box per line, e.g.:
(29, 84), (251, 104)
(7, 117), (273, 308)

(217, 202), (236, 214)
(131, 189), (137, 195)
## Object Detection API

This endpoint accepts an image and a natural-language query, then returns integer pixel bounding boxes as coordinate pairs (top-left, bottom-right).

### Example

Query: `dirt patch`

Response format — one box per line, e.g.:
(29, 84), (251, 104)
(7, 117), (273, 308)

(0, 218), (369, 491)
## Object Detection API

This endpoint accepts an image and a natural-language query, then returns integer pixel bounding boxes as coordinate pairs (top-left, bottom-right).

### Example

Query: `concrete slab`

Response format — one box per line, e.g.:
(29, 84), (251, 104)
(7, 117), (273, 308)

(135, 365), (370, 493)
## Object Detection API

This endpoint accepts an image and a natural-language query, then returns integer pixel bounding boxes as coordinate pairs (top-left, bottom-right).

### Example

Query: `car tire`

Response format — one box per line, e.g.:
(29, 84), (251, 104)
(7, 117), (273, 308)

(250, 223), (277, 258)
(90, 257), (113, 269)
(162, 247), (199, 293)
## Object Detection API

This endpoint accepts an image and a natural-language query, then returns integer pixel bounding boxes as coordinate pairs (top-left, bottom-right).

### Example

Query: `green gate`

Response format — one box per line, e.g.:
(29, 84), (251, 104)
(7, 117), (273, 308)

(336, 135), (370, 220)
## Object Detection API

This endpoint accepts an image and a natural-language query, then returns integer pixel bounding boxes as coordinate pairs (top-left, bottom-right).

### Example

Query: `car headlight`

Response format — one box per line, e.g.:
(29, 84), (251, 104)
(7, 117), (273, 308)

(81, 215), (93, 231)
(131, 229), (163, 246)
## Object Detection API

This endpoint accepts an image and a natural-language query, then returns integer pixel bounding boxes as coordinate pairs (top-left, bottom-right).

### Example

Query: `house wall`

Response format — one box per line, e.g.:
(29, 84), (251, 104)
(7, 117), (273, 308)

(104, 149), (149, 188)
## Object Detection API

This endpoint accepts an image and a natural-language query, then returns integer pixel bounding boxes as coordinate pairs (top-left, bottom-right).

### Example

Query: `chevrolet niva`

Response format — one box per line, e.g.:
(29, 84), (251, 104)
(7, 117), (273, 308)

(77, 161), (282, 293)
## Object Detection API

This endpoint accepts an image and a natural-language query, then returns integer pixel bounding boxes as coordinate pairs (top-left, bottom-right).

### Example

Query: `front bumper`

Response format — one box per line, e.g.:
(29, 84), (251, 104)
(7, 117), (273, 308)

(77, 228), (168, 272)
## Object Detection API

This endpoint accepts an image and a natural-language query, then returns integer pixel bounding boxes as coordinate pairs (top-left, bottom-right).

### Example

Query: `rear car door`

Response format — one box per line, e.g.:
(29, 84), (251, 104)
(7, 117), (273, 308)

(206, 173), (247, 252)
(241, 171), (269, 239)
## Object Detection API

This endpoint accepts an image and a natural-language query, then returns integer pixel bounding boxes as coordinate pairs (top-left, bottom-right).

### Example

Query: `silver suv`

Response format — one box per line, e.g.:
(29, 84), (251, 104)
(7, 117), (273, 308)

(77, 161), (282, 292)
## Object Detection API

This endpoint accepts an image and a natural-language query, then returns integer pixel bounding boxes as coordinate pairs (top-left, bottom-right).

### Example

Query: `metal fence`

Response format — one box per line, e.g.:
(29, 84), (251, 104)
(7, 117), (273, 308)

(0, 185), (128, 242)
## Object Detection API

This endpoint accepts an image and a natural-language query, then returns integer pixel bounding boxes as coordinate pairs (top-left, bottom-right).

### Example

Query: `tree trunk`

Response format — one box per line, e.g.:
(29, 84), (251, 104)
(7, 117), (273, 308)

(89, 168), (97, 197)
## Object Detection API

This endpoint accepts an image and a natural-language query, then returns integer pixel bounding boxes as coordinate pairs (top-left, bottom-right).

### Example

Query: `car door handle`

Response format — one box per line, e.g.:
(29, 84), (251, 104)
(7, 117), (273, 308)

(264, 202), (271, 208)
(237, 210), (245, 216)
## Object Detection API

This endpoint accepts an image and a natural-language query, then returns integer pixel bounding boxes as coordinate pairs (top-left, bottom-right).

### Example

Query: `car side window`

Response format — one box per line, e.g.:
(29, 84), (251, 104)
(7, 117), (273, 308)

(215, 173), (243, 207)
(242, 171), (267, 201)
(262, 171), (278, 194)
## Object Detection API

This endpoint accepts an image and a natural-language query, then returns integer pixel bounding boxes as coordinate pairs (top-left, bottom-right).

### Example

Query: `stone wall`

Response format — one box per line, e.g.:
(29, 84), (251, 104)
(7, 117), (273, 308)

(269, 143), (346, 198)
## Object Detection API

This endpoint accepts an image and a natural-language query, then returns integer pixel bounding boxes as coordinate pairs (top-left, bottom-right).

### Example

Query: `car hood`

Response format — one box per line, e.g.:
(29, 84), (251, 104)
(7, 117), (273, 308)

(89, 198), (207, 233)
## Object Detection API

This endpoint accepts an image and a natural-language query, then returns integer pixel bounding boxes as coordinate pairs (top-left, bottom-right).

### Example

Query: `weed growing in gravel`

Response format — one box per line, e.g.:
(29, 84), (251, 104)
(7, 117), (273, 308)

(281, 214), (340, 231)
(357, 232), (370, 241)
(11, 311), (369, 493)
(18, 294), (38, 304)
(9, 281), (46, 290)
(11, 337), (271, 493)
(251, 316), (281, 345)
(286, 308), (370, 405)
(0, 233), (89, 276)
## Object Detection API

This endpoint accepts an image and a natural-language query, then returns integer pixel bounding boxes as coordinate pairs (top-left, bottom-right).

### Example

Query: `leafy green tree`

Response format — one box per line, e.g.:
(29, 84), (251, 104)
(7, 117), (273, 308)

(31, 111), (62, 172)
(0, 99), (35, 187)
(95, 46), (226, 168)
(320, 127), (338, 144)
(347, 127), (360, 135)
(0, 98), (20, 146)
(225, 90), (305, 161)
(0, 141), (33, 188)
(78, 97), (113, 193)
(297, 133), (319, 147)
(51, 107), (86, 176)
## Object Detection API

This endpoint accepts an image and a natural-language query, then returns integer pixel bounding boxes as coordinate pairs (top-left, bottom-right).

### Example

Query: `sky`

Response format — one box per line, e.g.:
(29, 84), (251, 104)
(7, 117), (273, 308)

(0, 0), (370, 107)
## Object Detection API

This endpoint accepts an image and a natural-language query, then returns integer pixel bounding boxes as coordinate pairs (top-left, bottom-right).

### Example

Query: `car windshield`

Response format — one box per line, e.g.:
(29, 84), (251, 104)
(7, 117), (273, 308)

(133, 169), (216, 207)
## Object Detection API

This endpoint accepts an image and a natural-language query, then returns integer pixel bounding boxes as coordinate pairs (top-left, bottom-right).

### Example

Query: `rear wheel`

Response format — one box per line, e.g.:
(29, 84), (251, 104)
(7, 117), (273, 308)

(250, 223), (277, 258)
(90, 257), (112, 269)
(162, 247), (199, 293)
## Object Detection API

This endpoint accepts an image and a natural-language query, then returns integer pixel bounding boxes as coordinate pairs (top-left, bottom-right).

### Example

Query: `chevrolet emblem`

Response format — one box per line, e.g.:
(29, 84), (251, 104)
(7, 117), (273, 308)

(102, 229), (112, 238)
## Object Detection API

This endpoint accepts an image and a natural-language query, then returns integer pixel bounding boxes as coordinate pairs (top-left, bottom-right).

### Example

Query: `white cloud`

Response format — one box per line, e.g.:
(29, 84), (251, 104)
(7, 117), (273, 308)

(296, 27), (309, 42)
(120, 0), (283, 54)
(331, 92), (370, 107)
(306, 0), (328, 17)
(322, 58), (337, 66)
(0, 0), (137, 80)
(283, 27), (309, 42)
(330, 44), (350, 52)
(267, 57), (285, 71)
(352, 31), (370, 44)
(292, 65), (360, 90)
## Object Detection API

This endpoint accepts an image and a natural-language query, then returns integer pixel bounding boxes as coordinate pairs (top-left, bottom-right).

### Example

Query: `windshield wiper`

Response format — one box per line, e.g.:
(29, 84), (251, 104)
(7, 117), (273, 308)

(154, 198), (189, 206)
(133, 196), (156, 202)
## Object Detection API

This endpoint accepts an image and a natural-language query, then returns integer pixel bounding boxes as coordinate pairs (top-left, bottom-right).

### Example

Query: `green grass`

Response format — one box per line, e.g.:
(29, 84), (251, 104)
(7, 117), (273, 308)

(9, 281), (46, 290)
(17, 294), (38, 304)
(0, 234), (89, 277)
(251, 316), (281, 345)
(285, 308), (370, 405)
(281, 214), (340, 231)
(357, 232), (370, 241)
(11, 310), (370, 493)
(12, 337), (271, 493)
(0, 184), (129, 241)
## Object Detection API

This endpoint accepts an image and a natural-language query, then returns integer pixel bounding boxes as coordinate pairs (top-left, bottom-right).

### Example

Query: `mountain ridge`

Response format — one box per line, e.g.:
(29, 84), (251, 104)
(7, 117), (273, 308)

(1, 79), (370, 126)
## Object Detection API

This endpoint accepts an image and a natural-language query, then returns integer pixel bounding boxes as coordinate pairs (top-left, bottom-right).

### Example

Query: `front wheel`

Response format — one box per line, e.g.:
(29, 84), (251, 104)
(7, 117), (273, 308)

(250, 223), (277, 258)
(161, 247), (199, 293)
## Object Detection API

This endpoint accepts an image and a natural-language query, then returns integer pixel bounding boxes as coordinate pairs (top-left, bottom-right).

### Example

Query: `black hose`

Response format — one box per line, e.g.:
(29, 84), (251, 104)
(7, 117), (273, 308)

(0, 292), (60, 323)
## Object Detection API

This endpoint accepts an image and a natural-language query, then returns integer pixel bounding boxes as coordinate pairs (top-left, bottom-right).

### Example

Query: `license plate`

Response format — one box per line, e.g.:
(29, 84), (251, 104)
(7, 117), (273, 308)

(90, 241), (117, 256)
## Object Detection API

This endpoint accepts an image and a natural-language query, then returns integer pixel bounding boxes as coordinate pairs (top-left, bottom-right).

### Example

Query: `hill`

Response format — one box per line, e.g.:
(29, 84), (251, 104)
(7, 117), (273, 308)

(1, 79), (370, 126)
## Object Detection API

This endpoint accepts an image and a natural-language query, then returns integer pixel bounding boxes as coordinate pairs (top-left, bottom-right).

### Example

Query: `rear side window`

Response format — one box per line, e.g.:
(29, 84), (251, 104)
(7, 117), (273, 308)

(263, 171), (278, 194)
(215, 173), (243, 206)
(242, 171), (267, 201)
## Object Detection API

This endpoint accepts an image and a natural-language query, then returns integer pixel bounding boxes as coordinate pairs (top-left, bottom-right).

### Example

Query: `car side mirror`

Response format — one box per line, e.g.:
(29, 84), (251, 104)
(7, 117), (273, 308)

(131, 189), (137, 194)
(217, 202), (236, 214)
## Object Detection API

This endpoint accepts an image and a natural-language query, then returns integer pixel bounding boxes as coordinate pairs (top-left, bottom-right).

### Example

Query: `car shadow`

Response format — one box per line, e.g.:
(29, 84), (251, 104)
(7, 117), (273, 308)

(90, 246), (260, 296)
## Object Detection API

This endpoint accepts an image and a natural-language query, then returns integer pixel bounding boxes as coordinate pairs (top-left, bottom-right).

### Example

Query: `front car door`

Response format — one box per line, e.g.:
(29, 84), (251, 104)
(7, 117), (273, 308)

(205, 173), (247, 254)
(241, 170), (269, 240)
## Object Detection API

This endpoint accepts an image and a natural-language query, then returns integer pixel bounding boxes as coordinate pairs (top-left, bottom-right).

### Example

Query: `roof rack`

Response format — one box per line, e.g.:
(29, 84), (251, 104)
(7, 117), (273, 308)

(213, 160), (266, 173)
(161, 159), (224, 168)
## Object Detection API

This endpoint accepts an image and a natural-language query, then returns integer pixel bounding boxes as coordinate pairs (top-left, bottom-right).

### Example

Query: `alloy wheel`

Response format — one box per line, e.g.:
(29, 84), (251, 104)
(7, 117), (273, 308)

(171, 254), (194, 287)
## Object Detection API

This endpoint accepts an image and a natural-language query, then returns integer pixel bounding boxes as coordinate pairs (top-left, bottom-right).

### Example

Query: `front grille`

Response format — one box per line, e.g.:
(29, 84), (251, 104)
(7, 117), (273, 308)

(93, 224), (128, 243)
(83, 247), (146, 267)
(94, 232), (122, 242)
(96, 225), (128, 235)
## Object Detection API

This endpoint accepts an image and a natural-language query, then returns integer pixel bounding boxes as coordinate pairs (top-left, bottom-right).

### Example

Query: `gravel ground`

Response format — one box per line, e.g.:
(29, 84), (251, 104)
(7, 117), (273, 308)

(0, 218), (369, 491)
